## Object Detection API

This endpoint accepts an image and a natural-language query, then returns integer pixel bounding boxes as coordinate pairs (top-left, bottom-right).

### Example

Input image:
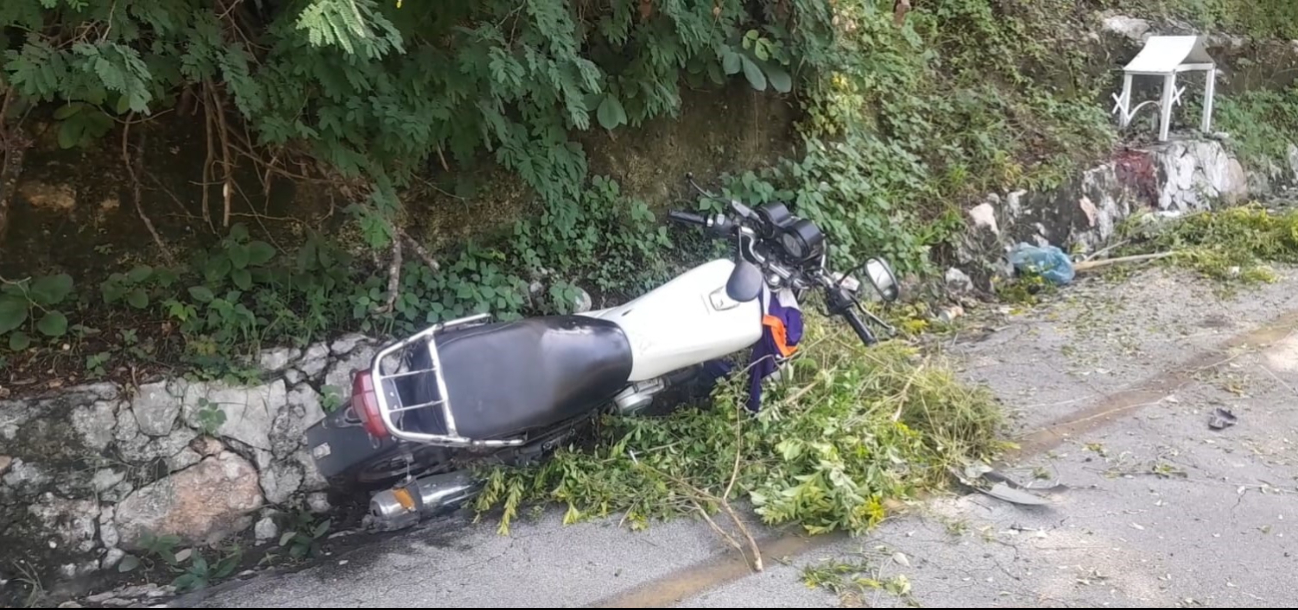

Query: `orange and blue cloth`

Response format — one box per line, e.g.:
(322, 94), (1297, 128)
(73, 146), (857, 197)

(702, 287), (803, 413)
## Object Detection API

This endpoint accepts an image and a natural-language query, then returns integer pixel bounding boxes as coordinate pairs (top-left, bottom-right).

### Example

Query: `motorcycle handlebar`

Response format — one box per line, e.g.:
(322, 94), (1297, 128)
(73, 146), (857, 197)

(668, 210), (708, 227)
(842, 306), (877, 346)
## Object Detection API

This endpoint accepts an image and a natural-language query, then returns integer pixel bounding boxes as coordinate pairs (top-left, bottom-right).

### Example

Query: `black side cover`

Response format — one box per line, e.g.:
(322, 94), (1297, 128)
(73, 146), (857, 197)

(403, 316), (634, 439)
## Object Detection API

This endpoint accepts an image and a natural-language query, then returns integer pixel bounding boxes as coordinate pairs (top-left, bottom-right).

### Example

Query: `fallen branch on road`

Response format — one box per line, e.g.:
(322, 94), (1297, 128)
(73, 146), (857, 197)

(1073, 252), (1174, 273)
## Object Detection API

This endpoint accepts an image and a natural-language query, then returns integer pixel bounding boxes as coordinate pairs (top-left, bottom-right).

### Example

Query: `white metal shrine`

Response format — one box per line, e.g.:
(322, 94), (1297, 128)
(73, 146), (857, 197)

(1112, 35), (1217, 142)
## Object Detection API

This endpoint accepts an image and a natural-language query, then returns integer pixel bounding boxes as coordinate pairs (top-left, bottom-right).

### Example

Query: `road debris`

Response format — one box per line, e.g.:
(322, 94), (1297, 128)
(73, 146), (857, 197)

(951, 461), (1062, 506)
(1209, 407), (1238, 430)
(1008, 243), (1075, 285)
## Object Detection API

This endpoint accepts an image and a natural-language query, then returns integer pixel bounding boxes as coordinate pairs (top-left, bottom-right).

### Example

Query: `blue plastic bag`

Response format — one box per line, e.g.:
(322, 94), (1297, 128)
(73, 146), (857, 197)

(1007, 243), (1074, 285)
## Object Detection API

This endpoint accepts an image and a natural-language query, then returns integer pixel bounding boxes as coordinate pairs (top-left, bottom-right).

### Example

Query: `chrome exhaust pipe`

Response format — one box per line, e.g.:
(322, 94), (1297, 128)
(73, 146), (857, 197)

(369, 470), (483, 530)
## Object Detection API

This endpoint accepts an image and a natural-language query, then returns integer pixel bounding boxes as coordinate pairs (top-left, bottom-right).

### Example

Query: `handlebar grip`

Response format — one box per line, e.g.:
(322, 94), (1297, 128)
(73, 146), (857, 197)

(843, 308), (877, 346)
(668, 210), (707, 227)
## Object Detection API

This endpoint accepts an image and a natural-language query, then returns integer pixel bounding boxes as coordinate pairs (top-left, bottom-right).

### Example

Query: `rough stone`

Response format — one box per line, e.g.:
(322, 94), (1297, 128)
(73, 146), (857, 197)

(1078, 196), (1099, 228)
(119, 426), (197, 464)
(102, 548), (125, 570)
(1101, 15), (1150, 42)
(115, 407), (141, 444)
(1223, 159), (1249, 204)
(28, 495), (99, 553)
(284, 368), (305, 385)
(101, 520), (120, 549)
(87, 584), (173, 605)
(0, 455), (11, 475)
(182, 380), (287, 451)
(968, 203), (999, 235)
(167, 448), (202, 472)
(114, 452), (263, 549)
(258, 347), (300, 372)
(2, 458), (50, 493)
(324, 345), (376, 396)
(307, 492), (331, 514)
(294, 385), (327, 430)
(297, 343), (330, 379)
(254, 517), (279, 545)
(298, 448), (328, 493)
(572, 287), (593, 314)
(192, 436), (224, 456)
(330, 333), (368, 356)
(131, 381), (180, 437)
(945, 268), (974, 295)
(260, 461), (304, 505)
(272, 384), (325, 459)
(71, 400), (118, 451)
(80, 382), (121, 401)
(93, 469), (125, 492)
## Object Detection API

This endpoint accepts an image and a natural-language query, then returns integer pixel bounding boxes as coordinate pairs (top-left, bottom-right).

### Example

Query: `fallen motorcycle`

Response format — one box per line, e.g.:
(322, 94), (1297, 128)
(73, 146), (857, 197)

(305, 187), (900, 530)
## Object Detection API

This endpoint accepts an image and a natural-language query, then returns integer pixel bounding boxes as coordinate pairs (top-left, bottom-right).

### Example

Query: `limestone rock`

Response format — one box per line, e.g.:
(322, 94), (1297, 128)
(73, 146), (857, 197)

(181, 380), (287, 451)
(131, 382), (180, 437)
(113, 452), (263, 549)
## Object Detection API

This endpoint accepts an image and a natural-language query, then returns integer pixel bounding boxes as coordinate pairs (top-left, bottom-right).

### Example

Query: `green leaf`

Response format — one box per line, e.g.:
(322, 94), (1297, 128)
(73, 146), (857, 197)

(37, 311), (69, 337)
(229, 244), (250, 269)
(9, 331), (31, 351)
(764, 64), (792, 93)
(279, 531), (295, 547)
(596, 95), (627, 130)
(741, 56), (766, 91)
(30, 274), (74, 305)
(722, 50), (741, 75)
(312, 518), (332, 539)
(0, 296), (27, 334)
(53, 103), (82, 120)
(58, 118), (85, 149)
(127, 265), (154, 282)
(205, 256), (232, 282)
(232, 269), (253, 290)
(118, 554), (141, 573)
(188, 286), (215, 303)
(115, 94), (131, 115)
(247, 241), (276, 266)
(127, 288), (149, 309)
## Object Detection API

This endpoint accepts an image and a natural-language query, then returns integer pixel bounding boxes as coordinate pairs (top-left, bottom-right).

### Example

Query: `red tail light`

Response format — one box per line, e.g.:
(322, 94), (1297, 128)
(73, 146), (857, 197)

(352, 370), (388, 438)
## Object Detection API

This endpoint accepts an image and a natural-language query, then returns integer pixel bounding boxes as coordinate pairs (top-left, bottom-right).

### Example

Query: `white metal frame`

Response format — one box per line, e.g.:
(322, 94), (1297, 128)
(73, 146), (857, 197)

(1111, 35), (1217, 142)
(370, 313), (526, 447)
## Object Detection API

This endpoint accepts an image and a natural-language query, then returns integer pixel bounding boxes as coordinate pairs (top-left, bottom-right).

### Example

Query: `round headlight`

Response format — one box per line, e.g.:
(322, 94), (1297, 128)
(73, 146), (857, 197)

(780, 232), (804, 259)
(779, 219), (824, 263)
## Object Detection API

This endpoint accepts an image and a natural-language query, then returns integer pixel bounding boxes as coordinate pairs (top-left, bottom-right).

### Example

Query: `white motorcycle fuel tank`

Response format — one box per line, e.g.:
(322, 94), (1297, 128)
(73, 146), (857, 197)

(585, 259), (763, 381)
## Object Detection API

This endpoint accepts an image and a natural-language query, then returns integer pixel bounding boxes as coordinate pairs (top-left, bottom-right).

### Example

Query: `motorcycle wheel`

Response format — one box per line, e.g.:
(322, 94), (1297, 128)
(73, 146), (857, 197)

(351, 443), (453, 487)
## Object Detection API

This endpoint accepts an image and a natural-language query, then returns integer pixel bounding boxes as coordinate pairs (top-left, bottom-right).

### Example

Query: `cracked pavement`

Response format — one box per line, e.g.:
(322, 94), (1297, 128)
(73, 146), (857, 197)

(182, 266), (1298, 608)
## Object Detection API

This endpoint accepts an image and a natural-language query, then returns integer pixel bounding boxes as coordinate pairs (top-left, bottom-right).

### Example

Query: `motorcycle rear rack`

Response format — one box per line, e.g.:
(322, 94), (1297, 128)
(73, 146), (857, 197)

(371, 313), (526, 448)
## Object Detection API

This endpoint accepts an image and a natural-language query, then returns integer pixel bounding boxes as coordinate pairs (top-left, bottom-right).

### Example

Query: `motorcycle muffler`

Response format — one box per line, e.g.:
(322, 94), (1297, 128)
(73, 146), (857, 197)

(369, 470), (483, 530)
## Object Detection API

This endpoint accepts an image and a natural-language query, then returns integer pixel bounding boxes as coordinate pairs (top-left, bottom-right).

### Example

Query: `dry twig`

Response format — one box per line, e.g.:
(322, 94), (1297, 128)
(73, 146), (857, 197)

(121, 119), (173, 262)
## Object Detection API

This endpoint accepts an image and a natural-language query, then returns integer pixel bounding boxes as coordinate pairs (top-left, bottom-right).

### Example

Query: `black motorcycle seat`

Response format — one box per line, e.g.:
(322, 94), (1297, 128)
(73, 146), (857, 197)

(394, 316), (634, 439)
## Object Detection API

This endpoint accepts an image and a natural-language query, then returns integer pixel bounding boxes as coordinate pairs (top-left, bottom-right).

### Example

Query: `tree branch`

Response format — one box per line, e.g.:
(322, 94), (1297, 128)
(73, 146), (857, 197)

(122, 119), (173, 263)
(399, 230), (440, 272)
(375, 238), (403, 314)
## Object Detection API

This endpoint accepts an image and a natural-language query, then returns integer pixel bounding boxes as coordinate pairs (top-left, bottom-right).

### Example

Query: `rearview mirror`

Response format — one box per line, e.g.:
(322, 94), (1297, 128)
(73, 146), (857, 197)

(726, 260), (763, 303)
(864, 258), (899, 302)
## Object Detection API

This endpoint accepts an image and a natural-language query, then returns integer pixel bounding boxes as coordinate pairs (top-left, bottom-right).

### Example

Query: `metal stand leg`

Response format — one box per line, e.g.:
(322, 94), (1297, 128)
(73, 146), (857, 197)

(1202, 67), (1216, 134)
(1159, 73), (1177, 142)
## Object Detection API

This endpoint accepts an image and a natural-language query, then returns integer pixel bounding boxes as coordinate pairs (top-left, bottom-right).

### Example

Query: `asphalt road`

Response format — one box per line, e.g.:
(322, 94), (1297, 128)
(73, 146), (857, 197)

(178, 266), (1298, 608)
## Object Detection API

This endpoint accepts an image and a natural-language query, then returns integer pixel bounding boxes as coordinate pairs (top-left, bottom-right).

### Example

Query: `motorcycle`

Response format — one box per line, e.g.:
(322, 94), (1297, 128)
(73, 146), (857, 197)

(304, 187), (901, 530)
